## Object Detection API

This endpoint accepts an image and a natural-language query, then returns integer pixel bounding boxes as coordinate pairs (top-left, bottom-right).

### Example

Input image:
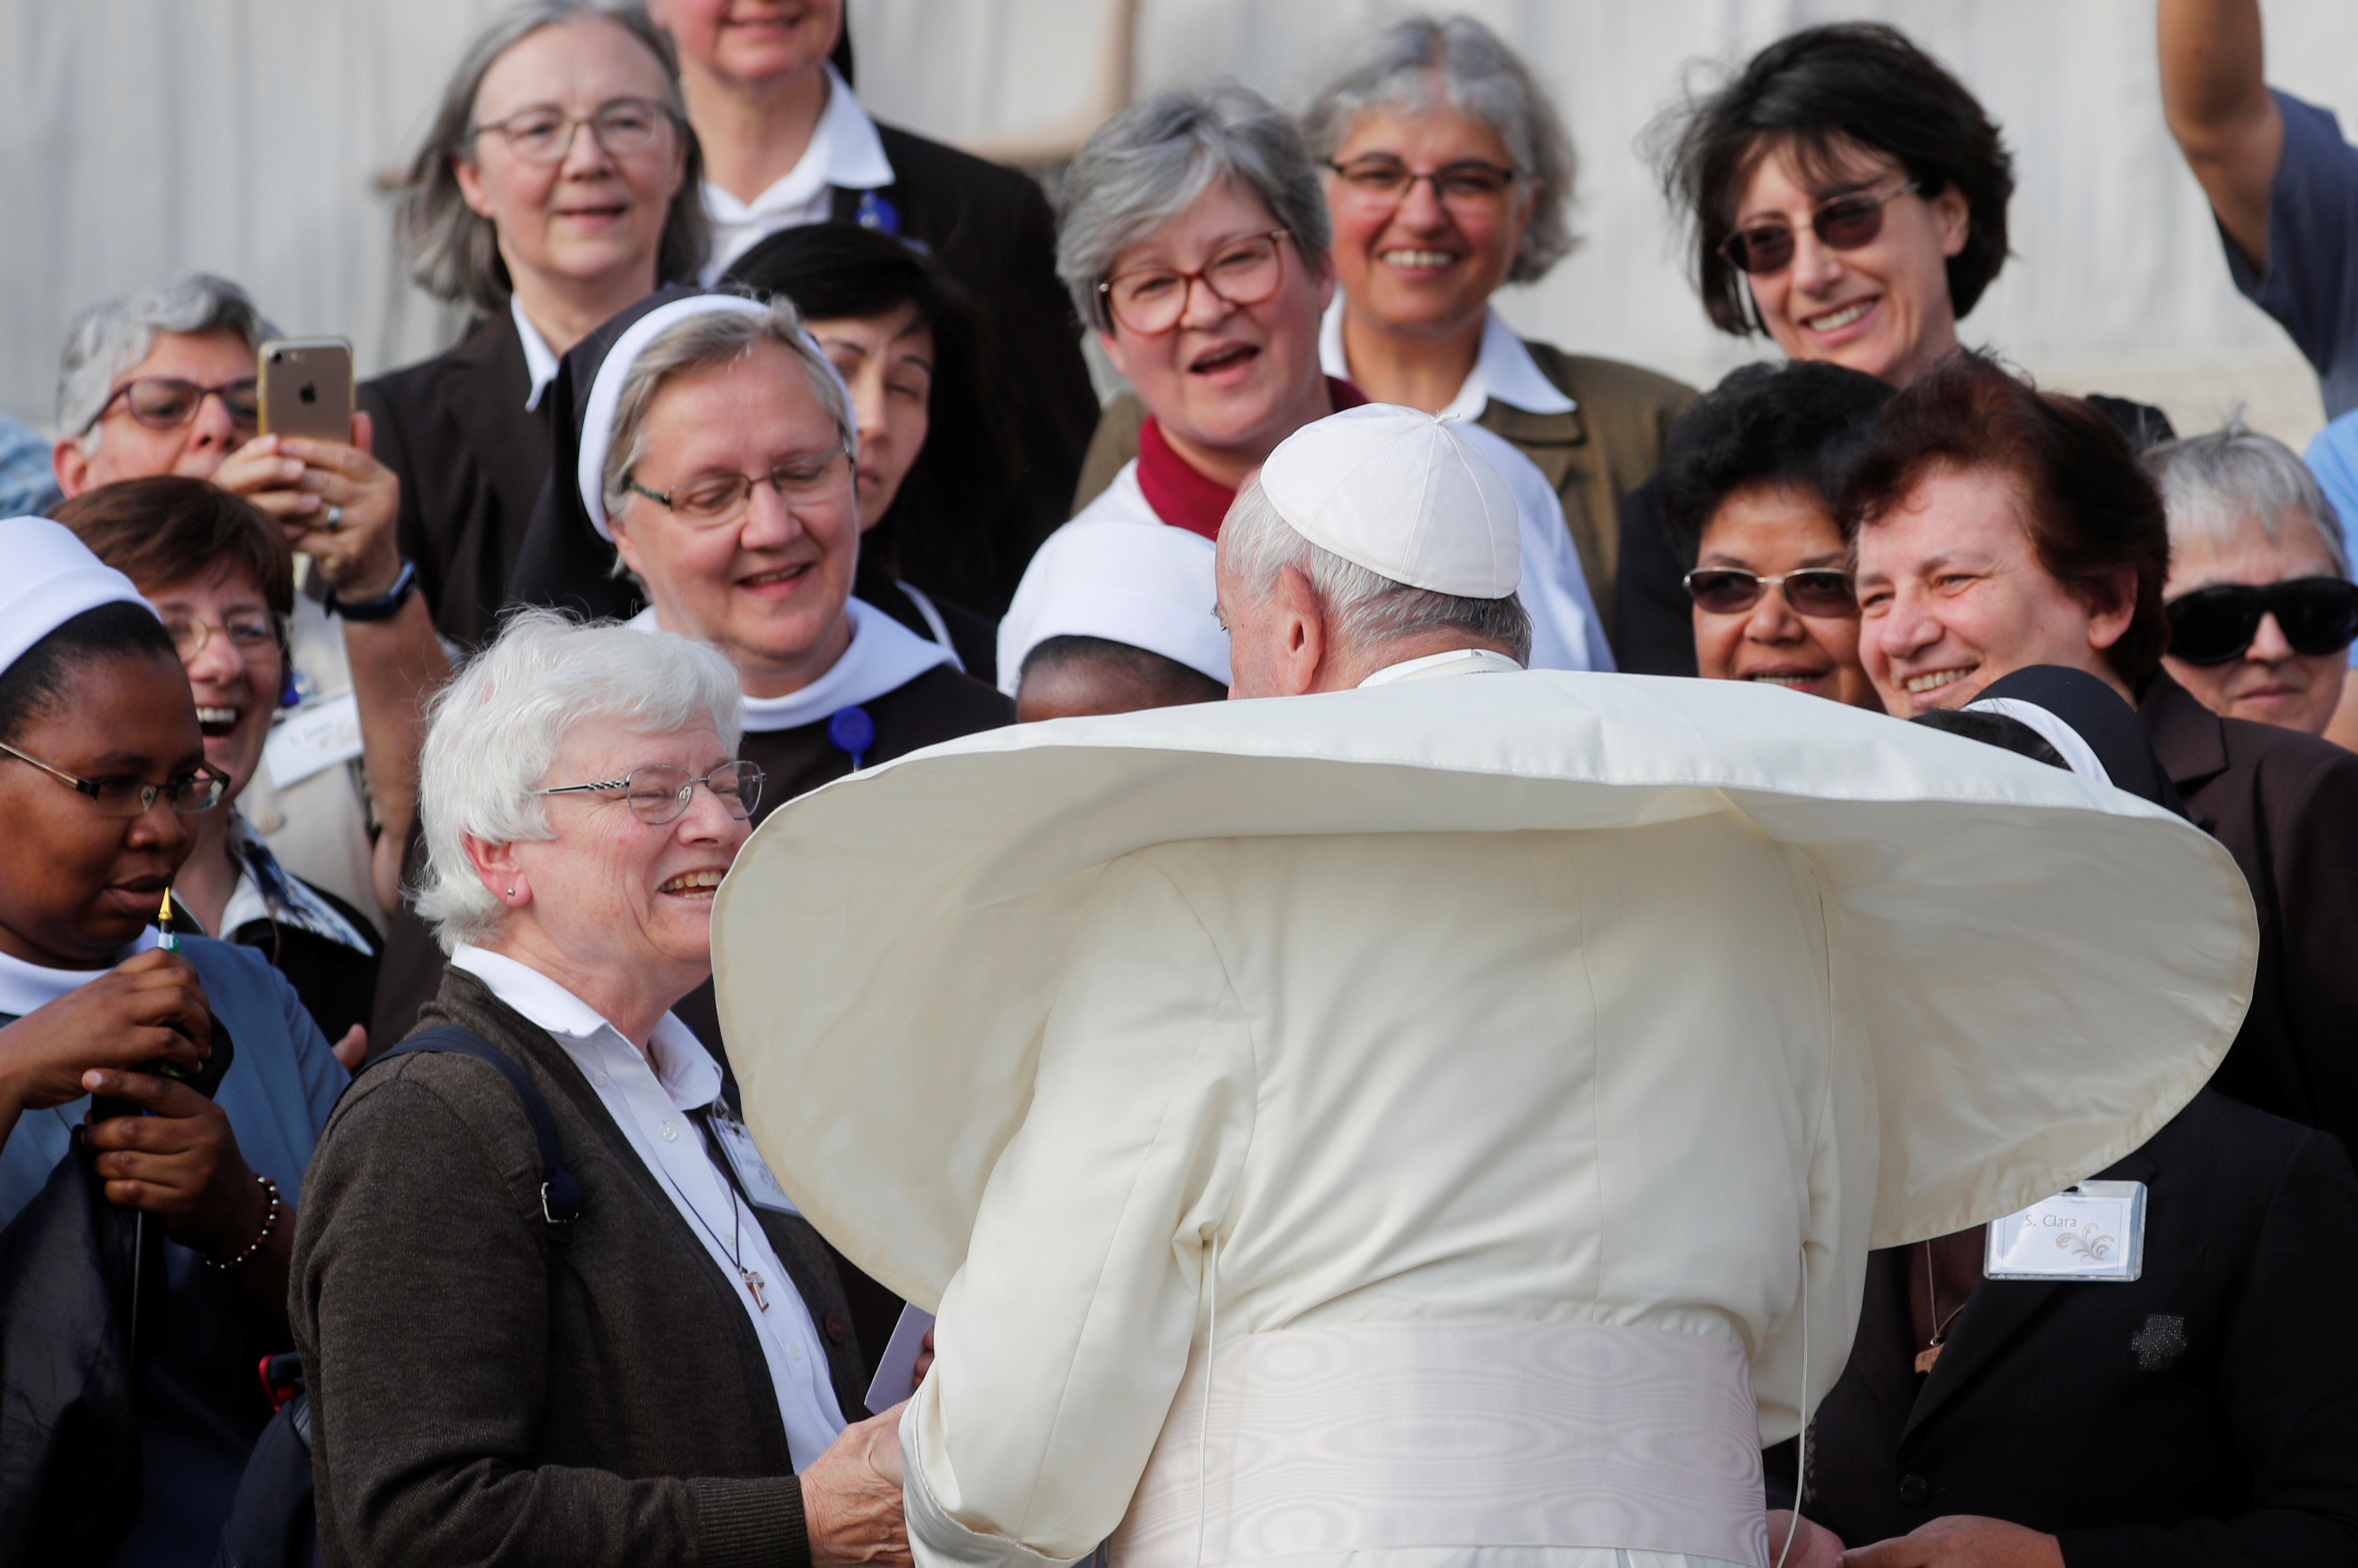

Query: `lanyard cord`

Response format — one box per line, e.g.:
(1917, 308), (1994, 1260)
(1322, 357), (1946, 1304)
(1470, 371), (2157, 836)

(656, 1129), (753, 1281)
(1195, 1231), (1220, 1568)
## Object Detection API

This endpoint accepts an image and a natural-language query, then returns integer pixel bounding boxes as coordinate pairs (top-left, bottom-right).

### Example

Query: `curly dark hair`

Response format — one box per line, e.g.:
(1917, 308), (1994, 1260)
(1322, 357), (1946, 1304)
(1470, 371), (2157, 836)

(724, 223), (1018, 615)
(1656, 359), (1895, 567)
(1835, 351), (2172, 690)
(1652, 22), (2015, 337)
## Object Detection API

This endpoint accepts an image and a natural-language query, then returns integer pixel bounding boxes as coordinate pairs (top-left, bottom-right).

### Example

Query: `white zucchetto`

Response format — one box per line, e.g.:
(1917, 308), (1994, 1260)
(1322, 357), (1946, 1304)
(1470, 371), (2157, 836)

(1258, 404), (1521, 598)
(0, 516), (153, 679)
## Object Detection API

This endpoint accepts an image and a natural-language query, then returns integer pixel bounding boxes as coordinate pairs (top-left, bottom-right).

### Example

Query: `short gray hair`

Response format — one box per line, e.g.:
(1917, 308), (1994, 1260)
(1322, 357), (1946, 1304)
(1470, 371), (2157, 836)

(1219, 477), (1532, 663)
(56, 273), (279, 441)
(397, 1), (709, 314)
(1057, 84), (1332, 333)
(415, 609), (746, 953)
(1301, 13), (1578, 284)
(2141, 419), (2351, 579)
(603, 295), (855, 535)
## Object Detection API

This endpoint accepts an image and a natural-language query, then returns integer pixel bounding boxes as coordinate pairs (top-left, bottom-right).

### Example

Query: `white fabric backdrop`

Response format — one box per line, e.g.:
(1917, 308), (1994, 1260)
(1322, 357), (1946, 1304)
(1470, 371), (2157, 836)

(4, 1), (2354, 444)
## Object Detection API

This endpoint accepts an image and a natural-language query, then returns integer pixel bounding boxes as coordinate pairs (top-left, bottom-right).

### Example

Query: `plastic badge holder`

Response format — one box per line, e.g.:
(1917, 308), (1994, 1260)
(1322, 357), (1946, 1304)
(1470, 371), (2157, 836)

(1983, 1180), (2147, 1283)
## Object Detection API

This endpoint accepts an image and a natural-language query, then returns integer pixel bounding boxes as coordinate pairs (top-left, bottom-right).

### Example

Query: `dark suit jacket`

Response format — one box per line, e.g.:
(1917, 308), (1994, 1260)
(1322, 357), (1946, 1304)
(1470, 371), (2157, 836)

(1771, 1091), (2358, 1565)
(294, 966), (869, 1568)
(2140, 671), (2358, 1155)
(361, 313), (554, 649)
(835, 125), (1100, 612)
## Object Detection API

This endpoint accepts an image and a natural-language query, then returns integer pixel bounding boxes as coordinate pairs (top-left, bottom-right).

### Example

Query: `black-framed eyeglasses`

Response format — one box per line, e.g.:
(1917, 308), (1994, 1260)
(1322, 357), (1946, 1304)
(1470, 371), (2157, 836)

(1098, 230), (1294, 337)
(531, 761), (765, 826)
(625, 447), (855, 527)
(1717, 182), (1923, 277)
(1684, 567), (1859, 617)
(468, 96), (673, 165)
(0, 739), (227, 816)
(82, 376), (261, 436)
(1325, 156), (1520, 207)
(2163, 577), (2358, 664)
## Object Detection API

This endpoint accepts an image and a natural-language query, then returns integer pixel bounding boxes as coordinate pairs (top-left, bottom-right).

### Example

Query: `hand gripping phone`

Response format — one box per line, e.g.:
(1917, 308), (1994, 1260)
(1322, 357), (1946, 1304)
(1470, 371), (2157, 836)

(257, 337), (354, 443)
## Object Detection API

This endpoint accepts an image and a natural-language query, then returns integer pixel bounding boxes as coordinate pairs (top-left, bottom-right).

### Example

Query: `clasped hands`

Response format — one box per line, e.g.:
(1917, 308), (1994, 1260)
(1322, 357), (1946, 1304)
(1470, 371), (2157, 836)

(1769, 1510), (2064, 1568)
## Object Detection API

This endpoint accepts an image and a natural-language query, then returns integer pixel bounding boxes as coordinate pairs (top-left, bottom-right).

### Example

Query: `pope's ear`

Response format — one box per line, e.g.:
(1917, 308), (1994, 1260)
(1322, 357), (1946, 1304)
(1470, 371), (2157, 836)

(1274, 565), (1327, 695)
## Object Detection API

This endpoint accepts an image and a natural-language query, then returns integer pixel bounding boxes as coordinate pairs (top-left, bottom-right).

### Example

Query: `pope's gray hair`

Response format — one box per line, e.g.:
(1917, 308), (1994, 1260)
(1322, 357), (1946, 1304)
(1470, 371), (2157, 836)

(2141, 419), (2350, 580)
(1300, 13), (1577, 284)
(414, 608), (745, 954)
(602, 296), (855, 547)
(1218, 477), (1531, 663)
(1057, 84), (1331, 334)
(396, 0), (709, 313)
(56, 273), (279, 445)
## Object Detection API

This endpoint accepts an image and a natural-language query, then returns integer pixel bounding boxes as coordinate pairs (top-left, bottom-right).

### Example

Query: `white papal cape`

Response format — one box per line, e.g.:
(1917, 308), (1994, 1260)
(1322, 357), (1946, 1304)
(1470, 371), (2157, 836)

(712, 668), (2256, 1568)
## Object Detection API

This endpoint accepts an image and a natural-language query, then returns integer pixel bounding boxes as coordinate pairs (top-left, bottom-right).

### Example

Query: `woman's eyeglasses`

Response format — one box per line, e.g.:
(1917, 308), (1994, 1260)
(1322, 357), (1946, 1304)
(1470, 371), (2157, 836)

(2163, 577), (2358, 664)
(1684, 567), (1859, 617)
(1717, 182), (1922, 277)
(1325, 157), (1520, 209)
(1098, 231), (1293, 337)
(469, 97), (672, 165)
(625, 449), (854, 526)
(161, 613), (281, 661)
(0, 740), (227, 816)
(83, 376), (261, 436)
(532, 761), (766, 826)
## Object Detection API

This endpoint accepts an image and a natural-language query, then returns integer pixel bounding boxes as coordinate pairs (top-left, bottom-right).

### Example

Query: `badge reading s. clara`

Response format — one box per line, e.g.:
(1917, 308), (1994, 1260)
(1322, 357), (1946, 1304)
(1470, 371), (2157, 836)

(1984, 1181), (2148, 1282)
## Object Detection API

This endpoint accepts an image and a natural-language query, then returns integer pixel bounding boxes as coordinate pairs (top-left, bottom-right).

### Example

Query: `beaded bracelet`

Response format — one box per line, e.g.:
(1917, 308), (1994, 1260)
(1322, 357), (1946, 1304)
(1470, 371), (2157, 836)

(206, 1173), (282, 1272)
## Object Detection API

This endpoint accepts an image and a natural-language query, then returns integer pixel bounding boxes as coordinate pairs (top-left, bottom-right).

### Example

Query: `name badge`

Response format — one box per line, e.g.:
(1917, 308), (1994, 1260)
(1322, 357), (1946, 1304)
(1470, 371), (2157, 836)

(265, 692), (364, 788)
(711, 1112), (798, 1214)
(1984, 1181), (2147, 1282)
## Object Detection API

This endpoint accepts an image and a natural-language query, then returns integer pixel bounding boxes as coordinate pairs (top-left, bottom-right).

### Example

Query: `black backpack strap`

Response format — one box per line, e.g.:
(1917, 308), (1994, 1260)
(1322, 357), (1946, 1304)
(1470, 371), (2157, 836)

(365, 1025), (582, 1232)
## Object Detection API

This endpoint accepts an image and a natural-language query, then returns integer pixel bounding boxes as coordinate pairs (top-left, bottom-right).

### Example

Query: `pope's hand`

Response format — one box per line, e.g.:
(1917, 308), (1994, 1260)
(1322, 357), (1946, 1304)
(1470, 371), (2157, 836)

(805, 1404), (910, 1568)
(1841, 1516), (2064, 1568)
(1767, 1510), (1844, 1568)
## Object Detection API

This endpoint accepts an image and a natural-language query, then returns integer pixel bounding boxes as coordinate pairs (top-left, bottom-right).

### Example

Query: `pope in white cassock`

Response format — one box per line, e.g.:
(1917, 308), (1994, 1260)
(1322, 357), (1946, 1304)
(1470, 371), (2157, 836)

(713, 406), (2258, 1568)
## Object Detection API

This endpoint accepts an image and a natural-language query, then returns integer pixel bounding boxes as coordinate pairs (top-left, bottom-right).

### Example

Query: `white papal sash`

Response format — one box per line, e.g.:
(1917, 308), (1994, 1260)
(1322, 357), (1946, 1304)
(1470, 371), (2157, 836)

(1109, 1321), (1770, 1568)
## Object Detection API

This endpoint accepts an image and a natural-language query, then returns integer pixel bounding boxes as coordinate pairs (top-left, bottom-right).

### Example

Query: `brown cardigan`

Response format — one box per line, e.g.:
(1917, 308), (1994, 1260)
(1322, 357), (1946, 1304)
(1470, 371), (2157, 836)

(1067, 340), (1696, 642)
(291, 966), (870, 1568)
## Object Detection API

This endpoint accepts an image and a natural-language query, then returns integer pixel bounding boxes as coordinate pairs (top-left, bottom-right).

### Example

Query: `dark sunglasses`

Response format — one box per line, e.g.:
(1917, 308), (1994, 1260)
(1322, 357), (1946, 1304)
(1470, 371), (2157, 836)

(84, 375), (261, 435)
(2163, 577), (2358, 664)
(1717, 182), (1922, 277)
(1684, 567), (1859, 617)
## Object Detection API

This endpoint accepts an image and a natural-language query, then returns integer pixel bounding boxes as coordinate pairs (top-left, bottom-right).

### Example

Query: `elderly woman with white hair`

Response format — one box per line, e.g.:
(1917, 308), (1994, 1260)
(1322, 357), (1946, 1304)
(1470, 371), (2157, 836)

(1300, 13), (1697, 627)
(290, 611), (907, 1568)
(1017, 82), (1610, 686)
(2141, 421), (2358, 742)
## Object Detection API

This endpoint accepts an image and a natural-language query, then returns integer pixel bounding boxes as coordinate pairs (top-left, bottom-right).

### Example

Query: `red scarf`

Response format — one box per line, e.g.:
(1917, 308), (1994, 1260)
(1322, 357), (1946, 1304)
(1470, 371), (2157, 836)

(1135, 377), (1368, 541)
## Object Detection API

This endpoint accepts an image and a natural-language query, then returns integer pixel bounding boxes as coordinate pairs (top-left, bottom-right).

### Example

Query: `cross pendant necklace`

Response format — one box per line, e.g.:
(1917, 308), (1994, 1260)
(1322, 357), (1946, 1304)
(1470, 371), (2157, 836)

(662, 1146), (771, 1313)
(1916, 1241), (1965, 1374)
(741, 1267), (768, 1311)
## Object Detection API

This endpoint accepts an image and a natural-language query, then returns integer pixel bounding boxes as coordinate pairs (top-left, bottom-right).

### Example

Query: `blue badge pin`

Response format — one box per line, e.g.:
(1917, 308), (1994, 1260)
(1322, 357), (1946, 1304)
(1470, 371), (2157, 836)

(853, 190), (901, 235)
(827, 705), (876, 771)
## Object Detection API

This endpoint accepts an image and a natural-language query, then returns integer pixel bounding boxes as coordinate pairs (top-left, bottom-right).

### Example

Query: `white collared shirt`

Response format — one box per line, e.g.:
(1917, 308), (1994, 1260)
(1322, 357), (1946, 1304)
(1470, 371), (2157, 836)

(450, 944), (847, 1468)
(700, 64), (896, 283)
(1357, 647), (1527, 688)
(510, 297), (561, 412)
(1320, 300), (1577, 422)
(0, 928), (159, 1017)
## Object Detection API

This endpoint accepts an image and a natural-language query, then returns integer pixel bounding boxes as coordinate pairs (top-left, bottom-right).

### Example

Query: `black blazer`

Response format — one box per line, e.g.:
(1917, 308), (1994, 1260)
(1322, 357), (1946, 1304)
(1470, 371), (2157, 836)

(2140, 671), (2358, 1156)
(361, 313), (554, 649)
(829, 125), (1100, 611)
(1771, 1091), (2358, 1565)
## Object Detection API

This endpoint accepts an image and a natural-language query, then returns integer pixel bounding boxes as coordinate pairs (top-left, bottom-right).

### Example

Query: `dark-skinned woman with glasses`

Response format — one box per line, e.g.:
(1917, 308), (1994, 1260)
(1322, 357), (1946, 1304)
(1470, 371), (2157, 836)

(366, 0), (710, 650)
(0, 517), (346, 1565)
(1619, 22), (2178, 678)
(292, 611), (907, 1568)
(55, 478), (385, 1058)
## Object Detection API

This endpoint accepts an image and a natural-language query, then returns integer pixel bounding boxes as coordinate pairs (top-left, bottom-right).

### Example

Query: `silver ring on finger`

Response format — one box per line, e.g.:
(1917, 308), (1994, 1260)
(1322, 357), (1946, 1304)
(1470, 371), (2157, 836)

(323, 503), (344, 533)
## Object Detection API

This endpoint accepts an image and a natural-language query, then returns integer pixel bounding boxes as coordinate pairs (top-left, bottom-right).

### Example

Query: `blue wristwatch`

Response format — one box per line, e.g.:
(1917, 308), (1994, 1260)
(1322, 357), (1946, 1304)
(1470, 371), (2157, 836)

(326, 558), (418, 623)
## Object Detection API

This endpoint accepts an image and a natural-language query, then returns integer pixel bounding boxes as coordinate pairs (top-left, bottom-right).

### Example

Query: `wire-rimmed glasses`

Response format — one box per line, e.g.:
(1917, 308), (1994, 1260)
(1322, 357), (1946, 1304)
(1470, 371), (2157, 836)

(531, 761), (766, 826)
(0, 740), (227, 816)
